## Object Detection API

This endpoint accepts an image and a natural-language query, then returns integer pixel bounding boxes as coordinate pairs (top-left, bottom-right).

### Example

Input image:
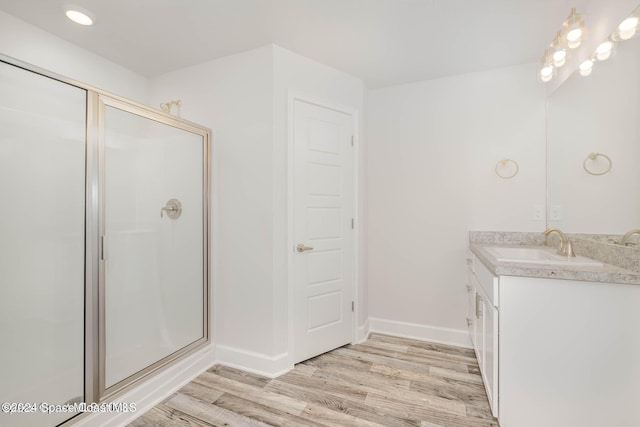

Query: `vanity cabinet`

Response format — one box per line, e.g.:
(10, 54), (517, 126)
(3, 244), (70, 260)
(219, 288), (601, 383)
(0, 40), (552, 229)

(466, 255), (499, 418)
(498, 275), (640, 427)
(468, 250), (640, 427)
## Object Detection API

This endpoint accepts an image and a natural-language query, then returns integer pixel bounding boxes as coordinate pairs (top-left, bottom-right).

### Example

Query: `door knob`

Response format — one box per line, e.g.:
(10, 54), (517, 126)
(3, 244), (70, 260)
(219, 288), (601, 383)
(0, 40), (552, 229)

(296, 243), (314, 253)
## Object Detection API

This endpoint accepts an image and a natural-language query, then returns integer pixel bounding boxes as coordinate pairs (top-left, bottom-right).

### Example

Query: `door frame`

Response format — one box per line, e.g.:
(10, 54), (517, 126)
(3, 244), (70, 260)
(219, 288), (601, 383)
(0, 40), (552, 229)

(287, 92), (360, 364)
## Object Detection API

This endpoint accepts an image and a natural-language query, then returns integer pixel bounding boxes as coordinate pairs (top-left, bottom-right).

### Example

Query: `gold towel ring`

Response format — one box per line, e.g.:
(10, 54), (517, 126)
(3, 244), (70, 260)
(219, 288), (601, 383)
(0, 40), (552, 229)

(495, 159), (519, 179)
(583, 152), (612, 176)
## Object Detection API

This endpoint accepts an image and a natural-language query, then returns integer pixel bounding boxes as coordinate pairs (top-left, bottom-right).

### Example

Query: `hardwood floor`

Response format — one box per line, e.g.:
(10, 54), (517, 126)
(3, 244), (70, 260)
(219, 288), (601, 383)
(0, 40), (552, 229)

(128, 334), (498, 427)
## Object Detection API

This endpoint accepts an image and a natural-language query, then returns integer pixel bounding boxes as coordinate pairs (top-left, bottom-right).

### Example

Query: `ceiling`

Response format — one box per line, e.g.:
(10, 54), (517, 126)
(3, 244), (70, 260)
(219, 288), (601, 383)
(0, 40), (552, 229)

(0, 0), (572, 88)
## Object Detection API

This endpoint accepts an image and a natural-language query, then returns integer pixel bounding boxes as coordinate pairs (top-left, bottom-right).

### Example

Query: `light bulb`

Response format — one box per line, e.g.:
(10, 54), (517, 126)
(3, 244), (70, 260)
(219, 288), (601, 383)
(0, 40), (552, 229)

(618, 17), (639, 40)
(549, 31), (566, 68)
(65, 9), (93, 26)
(596, 41), (613, 61)
(540, 65), (554, 82)
(563, 8), (584, 49)
(567, 28), (582, 42)
(552, 49), (566, 67)
(619, 16), (639, 32)
(579, 60), (593, 77)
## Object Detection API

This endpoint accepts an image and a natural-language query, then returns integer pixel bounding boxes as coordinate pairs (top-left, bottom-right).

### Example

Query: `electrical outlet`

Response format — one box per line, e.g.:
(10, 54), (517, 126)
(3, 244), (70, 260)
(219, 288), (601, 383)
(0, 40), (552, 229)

(549, 205), (563, 221)
(532, 204), (544, 221)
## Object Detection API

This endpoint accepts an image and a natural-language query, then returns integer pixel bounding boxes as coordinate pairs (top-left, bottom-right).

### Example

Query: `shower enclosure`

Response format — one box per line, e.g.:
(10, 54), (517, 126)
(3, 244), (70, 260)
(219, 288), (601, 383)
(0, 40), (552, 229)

(0, 57), (210, 427)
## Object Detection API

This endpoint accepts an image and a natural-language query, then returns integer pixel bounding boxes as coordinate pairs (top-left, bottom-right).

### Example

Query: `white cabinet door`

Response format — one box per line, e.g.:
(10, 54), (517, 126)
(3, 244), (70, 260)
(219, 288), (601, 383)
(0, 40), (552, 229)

(466, 264), (476, 345)
(474, 290), (484, 368)
(472, 269), (499, 418)
(482, 300), (499, 416)
(499, 276), (640, 427)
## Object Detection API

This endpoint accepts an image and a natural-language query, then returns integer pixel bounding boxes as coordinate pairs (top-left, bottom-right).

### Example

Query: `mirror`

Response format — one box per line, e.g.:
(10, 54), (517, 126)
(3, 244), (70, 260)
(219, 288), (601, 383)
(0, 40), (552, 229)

(546, 25), (640, 237)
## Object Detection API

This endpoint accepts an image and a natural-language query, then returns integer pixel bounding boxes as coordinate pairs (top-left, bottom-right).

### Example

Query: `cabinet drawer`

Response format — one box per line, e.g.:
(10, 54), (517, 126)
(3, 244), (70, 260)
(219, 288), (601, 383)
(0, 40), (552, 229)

(474, 257), (499, 307)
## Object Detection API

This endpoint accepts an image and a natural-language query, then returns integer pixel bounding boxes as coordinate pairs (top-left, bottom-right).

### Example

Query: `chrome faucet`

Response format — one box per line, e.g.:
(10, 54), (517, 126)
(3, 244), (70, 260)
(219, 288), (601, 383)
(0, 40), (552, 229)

(620, 229), (640, 246)
(542, 227), (576, 257)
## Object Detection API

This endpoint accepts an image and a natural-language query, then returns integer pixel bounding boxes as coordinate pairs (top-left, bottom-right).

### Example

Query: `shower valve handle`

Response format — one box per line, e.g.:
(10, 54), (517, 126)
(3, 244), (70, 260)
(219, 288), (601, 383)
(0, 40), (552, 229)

(160, 206), (177, 217)
(160, 199), (182, 219)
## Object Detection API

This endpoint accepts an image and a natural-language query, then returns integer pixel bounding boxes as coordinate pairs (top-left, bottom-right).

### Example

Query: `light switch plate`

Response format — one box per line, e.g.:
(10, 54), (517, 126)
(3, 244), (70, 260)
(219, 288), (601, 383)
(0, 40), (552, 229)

(532, 204), (544, 221)
(549, 205), (562, 221)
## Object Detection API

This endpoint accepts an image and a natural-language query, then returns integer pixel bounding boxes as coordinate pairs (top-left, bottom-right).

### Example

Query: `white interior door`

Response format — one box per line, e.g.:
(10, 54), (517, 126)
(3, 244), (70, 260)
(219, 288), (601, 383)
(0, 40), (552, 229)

(293, 99), (355, 363)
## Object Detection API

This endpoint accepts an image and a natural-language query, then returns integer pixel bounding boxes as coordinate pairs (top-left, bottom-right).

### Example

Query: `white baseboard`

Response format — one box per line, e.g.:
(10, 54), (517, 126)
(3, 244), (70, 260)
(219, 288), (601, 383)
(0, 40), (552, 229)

(215, 345), (291, 378)
(368, 317), (472, 349)
(355, 319), (370, 343)
(73, 345), (216, 427)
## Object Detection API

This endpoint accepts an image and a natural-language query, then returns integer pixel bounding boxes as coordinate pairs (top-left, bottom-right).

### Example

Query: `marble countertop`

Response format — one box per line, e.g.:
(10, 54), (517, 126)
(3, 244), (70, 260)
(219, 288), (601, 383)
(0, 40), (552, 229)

(470, 243), (640, 286)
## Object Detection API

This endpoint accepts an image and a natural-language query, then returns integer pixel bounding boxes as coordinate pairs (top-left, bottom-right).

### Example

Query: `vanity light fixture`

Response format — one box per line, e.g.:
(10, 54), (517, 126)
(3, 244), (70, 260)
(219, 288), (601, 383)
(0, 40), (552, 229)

(563, 8), (585, 49)
(64, 6), (94, 26)
(579, 59), (594, 77)
(538, 8), (585, 83)
(582, 6), (640, 77)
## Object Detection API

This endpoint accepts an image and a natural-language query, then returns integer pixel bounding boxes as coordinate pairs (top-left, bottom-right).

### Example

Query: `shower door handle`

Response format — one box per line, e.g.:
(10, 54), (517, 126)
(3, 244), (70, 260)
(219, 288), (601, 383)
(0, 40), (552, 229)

(101, 235), (107, 260)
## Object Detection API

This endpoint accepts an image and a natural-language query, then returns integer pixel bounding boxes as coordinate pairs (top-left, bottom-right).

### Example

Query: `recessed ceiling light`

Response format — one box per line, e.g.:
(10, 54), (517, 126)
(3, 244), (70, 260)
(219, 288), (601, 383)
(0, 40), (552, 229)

(65, 8), (94, 26)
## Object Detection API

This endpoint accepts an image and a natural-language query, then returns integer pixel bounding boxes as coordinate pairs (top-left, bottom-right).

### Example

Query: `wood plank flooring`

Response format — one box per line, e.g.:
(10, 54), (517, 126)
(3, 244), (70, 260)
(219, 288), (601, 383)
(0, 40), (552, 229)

(128, 334), (498, 427)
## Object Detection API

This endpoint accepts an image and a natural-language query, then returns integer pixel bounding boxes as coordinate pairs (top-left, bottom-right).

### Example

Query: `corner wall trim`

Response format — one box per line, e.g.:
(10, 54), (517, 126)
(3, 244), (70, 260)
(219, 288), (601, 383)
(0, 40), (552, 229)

(215, 345), (292, 378)
(355, 319), (370, 343)
(368, 317), (472, 349)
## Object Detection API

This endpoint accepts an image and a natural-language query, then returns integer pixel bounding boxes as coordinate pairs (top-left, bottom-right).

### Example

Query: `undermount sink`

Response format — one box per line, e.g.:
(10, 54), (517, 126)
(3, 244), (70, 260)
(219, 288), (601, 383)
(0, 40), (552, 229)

(485, 246), (603, 267)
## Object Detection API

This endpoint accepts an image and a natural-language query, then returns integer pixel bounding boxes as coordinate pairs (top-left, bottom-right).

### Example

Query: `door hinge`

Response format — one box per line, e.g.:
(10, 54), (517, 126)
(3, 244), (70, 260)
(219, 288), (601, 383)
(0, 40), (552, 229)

(351, 301), (355, 312)
(351, 218), (355, 229)
(351, 135), (354, 146)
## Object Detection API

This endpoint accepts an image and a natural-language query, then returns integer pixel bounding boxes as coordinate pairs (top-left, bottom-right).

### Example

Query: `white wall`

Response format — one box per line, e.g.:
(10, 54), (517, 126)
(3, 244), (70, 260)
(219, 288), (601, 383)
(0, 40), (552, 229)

(367, 63), (546, 345)
(0, 11), (149, 104)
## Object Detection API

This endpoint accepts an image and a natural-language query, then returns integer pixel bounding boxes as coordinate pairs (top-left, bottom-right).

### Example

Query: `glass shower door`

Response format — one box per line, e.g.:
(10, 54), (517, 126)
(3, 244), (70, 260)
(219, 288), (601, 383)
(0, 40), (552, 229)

(0, 62), (86, 426)
(101, 99), (208, 394)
